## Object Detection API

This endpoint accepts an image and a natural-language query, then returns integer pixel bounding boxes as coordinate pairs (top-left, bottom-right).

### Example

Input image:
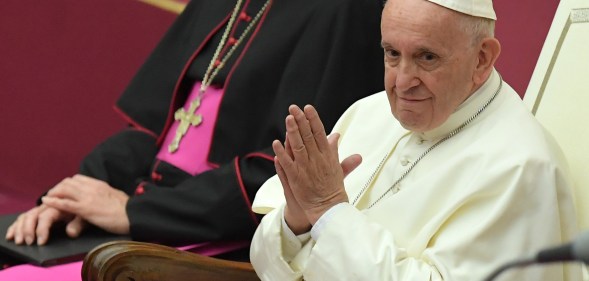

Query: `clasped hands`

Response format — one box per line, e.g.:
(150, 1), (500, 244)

(273, 105), (362, 235)
(5, 174), (130, 245)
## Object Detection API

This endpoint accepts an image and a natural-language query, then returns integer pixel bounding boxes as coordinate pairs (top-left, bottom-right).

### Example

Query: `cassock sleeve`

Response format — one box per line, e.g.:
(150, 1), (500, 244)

(78, 128), (158, 195)
(76, 126), (274, 244)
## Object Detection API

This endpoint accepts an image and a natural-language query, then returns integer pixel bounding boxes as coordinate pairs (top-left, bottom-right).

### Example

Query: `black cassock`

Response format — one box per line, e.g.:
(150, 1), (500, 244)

(77, 0), (384, 260)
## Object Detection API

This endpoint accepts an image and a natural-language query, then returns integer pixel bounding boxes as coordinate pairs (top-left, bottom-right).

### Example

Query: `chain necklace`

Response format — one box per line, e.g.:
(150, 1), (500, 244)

(352, 77), (503, 209)
(168, 0), (271, 153)
(200, 0), (270, 94)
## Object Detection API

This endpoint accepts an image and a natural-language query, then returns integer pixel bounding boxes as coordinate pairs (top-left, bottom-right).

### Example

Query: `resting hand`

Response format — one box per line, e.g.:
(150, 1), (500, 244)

(273, 105), (361, 225)
(5, 204), (83, 245)
(41, 174), (130, 235)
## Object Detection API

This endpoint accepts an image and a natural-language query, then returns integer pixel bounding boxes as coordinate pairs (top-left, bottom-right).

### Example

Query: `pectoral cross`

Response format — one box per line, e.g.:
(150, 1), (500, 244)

(168, 96), (203, 153)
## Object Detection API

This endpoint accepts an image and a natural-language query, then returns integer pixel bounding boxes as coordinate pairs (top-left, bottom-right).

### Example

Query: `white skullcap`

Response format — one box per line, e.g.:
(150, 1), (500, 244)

(427, 0), (496, 20)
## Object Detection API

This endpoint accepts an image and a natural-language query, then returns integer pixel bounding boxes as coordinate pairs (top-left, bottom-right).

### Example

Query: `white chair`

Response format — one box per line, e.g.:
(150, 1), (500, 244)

(524, 0), (589, 279)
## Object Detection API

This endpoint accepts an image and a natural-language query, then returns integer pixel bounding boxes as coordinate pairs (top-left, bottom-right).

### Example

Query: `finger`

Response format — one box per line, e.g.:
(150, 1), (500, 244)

(5, 207), (32, 240)
(327, 133), (342, 161)
(66, 216), (86, 238)
(278, 163), (298, 205)
(341, 154), (363, 178)
(71, 174), (94, 184)
(303, 105), (329, 152)
(10, 206), (43, 243)
(22, 211), (40, 245)
(285, 114), (309, 161)
(72, 174), (106, 190)
(6, 222), (15, 240)
(289, 105), (319, 156)
(47, 179), (83, 201)
(274, 138), (304, 187)
(274, 157), (291, 195)
(272, 140), (293, 163)
(275, 156), (299, 202)
(284, 134), (294, 160)
(13, 214), (25, 244)
(36, 208), (63, 245)
(42, 196), (81, 215)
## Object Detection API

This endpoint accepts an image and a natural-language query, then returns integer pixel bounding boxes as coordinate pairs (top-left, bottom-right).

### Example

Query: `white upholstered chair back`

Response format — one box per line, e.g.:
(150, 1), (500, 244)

(524, 0), (589, 278)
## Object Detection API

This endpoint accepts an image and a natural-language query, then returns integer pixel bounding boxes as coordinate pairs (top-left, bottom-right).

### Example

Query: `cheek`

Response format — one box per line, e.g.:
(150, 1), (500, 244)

(384, 65), (396, 89)
(384, 67), (397, 113)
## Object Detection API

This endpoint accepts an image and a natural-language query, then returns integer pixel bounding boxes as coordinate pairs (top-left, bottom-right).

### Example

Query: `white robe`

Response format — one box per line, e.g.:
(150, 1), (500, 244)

(249, 70), (582, 281)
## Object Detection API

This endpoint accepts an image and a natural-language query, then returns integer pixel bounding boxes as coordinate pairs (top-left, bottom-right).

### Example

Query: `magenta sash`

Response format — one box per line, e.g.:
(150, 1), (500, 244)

(156, 81), (223, 176)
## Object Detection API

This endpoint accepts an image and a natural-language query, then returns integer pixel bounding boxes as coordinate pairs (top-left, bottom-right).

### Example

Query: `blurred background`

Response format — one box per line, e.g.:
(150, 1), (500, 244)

(0, 0), (559, 215)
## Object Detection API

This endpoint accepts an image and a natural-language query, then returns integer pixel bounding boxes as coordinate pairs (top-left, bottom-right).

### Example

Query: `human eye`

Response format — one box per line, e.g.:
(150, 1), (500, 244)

(385, 48), (399, 58)
(417, 50), (440, 68)
(383, 48), (400, 65)
(419, 51), (438, 61)
(422, 52), (437, 61)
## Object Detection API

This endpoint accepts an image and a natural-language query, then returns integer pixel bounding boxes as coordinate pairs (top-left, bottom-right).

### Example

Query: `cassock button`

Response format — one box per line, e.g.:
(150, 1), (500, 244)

(227, 37), (237, 46)
(151, 171), (162, 181)
(400, 158), (410, 166)
(135, 185), (145, 195)
(239, 11), (252, 22)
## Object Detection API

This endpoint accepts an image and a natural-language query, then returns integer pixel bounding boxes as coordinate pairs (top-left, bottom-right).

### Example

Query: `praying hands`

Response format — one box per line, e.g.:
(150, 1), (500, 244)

(272, 105), (362, 234)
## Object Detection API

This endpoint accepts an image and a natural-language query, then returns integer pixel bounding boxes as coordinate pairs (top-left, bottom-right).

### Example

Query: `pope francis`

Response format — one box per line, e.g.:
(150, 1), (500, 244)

(249, 0), (582, 280)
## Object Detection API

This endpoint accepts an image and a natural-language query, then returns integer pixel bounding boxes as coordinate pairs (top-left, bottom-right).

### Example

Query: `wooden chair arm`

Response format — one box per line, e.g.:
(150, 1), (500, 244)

(82, 241), (260, 281)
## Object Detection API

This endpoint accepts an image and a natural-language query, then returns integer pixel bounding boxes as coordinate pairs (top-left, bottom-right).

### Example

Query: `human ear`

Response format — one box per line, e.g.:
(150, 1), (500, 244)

(473, 37), (501, 85)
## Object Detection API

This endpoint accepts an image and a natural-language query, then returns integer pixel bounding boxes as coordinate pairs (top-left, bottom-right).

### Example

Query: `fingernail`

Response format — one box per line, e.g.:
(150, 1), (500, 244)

(67, 226), (80, 237)
(15, 235), (22, 244)
(37, 236), (45, 246)
(25, 236), (33, 245)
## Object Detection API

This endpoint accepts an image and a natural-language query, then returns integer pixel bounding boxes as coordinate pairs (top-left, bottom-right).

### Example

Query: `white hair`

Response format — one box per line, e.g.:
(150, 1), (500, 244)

(459, 15), (496, 45)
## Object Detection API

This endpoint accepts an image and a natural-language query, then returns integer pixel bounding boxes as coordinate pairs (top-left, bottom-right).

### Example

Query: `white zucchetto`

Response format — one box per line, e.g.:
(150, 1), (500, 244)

(427, 0), (496, 20)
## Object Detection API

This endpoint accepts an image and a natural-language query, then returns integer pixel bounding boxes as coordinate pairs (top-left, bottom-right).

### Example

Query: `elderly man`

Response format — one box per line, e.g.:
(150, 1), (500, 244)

(249, 0), (581, 280)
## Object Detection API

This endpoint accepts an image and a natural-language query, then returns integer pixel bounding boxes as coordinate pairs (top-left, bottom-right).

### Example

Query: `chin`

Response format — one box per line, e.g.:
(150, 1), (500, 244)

(393, 110), (419, 129)
(397, 118), (422, 131)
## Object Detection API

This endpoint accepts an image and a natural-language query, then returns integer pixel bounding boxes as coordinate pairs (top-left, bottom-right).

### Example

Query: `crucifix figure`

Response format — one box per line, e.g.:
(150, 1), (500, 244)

(168, 96), (203, 153)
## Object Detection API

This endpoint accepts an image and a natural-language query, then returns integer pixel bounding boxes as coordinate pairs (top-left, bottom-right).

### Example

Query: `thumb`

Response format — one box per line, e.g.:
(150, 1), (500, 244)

(66, 216), (86, 238)
(341, 154), (362, 178)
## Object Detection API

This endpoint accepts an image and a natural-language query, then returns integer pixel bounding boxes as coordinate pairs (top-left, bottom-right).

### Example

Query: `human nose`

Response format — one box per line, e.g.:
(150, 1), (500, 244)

(394, 60), (420, 92)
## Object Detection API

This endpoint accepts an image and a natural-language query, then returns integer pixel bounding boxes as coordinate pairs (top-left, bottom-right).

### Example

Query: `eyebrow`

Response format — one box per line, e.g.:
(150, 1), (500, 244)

(380, 42), (438, 55)
(416, 47), (436, 54)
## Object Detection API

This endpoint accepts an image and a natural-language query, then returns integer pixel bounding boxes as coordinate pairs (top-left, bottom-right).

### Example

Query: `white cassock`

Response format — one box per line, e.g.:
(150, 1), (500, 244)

(249, 69), (582, 281)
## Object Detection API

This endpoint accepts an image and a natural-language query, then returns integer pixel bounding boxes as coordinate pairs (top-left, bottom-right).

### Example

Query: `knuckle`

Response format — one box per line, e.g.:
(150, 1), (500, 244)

(17, 213), (27, 221)
(313, 130), (324, 138)
(302, 132), (314, 141)
(60, 177), (73, 185)
(37, 211), (53, 222)
(294, 144), (306, 152)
